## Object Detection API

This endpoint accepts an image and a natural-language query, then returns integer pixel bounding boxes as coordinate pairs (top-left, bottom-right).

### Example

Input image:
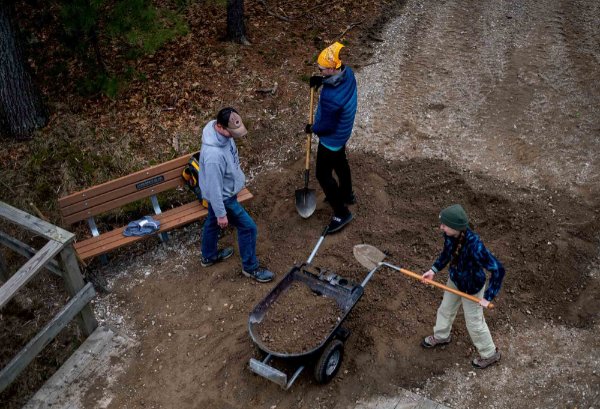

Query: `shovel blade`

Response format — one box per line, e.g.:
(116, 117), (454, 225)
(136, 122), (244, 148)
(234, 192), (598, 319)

(353, 244), (386, 270)
(295, 188), (316, 218)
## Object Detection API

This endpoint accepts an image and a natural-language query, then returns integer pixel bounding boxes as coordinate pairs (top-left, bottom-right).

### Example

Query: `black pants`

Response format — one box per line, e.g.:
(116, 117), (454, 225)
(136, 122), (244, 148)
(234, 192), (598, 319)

(316, 143), (353, 217)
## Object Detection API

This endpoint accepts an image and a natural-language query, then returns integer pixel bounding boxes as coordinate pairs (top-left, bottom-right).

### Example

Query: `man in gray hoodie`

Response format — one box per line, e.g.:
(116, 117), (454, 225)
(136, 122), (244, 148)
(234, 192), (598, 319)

(198, 107), (274, 283)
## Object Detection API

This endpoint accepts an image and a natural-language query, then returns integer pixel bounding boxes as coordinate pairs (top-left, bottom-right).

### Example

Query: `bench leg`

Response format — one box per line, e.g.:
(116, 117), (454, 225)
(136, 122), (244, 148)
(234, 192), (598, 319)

(87, 217), (109, 265)
(150, 195), (169, 242)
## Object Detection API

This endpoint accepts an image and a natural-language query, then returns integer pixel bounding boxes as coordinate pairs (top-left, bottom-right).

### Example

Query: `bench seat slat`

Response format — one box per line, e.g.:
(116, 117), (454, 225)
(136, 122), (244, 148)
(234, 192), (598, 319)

(60, 168), (184, 220)
(62, 177), (184, 225)
(74, 201), (205, 253)
(58, 155), (193, 209)
(73, 189), (253, 261)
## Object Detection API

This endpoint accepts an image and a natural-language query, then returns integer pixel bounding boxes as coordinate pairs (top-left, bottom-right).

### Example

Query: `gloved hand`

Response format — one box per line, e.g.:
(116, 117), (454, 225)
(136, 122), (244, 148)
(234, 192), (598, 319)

(309, 75), (323, 89)
(304, 124), (313, 134)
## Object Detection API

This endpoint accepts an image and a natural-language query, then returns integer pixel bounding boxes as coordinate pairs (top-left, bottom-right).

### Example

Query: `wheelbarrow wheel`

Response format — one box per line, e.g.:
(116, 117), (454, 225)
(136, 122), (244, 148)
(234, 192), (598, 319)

(314, 339), (344, 384)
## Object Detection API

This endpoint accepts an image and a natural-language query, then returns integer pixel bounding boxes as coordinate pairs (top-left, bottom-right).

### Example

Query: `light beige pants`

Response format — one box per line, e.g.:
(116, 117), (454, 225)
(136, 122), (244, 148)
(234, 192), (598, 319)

(433, 279), (496, 358)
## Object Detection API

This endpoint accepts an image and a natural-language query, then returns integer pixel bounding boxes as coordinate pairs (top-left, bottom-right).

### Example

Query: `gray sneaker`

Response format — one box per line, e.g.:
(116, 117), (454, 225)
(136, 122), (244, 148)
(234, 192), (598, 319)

(242, 266), (275, 283)
(472, 349), (501, 369)
(421, 335), (452, 348)
(201, 247), (234, 267)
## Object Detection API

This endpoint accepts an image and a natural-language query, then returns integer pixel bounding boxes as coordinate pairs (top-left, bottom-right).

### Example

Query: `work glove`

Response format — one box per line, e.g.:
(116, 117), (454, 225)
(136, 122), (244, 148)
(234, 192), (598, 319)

(309, 75), (324, 89)
(304, 124), (313, 134)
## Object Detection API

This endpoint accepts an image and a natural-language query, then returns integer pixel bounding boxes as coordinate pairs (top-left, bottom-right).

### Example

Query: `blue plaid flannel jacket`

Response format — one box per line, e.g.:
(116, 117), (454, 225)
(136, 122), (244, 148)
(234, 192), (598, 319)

(431, 229), (505, 301)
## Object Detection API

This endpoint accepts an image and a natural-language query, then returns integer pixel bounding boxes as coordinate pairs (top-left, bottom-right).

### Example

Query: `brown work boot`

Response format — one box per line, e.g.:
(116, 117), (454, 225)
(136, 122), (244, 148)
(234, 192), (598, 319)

(421, 335), (452, 348)
(472, 349), (501, 369)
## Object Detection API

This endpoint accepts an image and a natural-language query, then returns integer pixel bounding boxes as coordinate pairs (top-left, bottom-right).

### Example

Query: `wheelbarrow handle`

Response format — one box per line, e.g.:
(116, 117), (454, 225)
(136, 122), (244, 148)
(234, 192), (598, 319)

(306, 226), (329, 265)
(380, 262), (495, 309)
(360, 263), (382, 288)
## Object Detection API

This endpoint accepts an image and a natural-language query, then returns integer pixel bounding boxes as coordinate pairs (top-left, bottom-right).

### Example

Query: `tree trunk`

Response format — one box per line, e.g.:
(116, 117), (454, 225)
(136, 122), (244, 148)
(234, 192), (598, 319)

(226, 0), (250, 45)
(90, 25), (106, 74)
(0, 4), (47, 139)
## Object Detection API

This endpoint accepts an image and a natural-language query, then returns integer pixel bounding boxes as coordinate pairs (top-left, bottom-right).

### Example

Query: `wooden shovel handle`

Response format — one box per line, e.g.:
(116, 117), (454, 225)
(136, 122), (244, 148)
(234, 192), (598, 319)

(305, 87), (315, 170)
(308, 87), (315, 124)
(382, 262), (494, 309)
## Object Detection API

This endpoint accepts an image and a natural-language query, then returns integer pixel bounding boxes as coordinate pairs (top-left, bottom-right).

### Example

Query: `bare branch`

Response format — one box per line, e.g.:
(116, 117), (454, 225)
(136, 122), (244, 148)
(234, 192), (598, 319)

(255, 82), (278, 95)
(257, 0), (292, 22)
(339, 21), (363, 39)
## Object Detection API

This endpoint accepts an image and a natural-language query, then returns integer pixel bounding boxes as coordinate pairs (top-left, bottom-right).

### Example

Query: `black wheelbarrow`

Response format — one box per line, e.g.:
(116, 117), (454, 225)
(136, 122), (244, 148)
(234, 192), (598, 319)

(247, 228), (380, 389)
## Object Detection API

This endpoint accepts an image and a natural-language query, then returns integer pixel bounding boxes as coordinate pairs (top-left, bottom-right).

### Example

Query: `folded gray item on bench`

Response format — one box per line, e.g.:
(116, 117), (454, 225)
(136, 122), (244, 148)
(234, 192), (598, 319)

(123, 216), (161, 237)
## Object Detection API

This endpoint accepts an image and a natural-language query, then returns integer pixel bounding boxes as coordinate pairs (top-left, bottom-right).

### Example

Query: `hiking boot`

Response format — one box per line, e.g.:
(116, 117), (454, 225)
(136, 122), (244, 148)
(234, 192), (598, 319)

(242, 266), (275, 283)
(421, 335), (452, 348)
(472, 349), (501, 369)
(327, 212), (353, 233)
(200, 247), (234, 267)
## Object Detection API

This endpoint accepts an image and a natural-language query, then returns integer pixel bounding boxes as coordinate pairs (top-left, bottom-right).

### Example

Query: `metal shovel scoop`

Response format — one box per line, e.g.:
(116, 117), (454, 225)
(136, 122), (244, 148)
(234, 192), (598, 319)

(295, 87), (317, 218)
(353, 244), (494, 309)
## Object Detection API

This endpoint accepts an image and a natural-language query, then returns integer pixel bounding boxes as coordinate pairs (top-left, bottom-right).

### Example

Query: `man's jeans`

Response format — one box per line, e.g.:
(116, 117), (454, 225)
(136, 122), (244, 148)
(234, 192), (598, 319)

(201, 195), (259, 272)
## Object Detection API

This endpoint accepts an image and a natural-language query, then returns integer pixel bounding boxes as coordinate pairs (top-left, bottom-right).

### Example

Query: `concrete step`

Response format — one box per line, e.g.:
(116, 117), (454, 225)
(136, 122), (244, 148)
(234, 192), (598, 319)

(24, 325), (136, 409)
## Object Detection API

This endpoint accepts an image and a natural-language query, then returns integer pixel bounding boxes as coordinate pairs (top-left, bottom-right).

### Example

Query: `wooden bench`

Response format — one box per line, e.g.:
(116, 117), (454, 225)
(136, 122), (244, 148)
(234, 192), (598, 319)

(58, 153), (253, 262)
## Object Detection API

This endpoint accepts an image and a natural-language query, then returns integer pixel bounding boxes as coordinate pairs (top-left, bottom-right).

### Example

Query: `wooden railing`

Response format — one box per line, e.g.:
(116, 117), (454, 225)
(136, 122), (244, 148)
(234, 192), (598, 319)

(0, 201), (98, 393)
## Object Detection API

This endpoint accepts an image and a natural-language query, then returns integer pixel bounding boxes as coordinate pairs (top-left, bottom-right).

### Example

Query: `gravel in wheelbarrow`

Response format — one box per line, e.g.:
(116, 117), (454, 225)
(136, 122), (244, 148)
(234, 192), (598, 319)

(254, 281), (343, 354)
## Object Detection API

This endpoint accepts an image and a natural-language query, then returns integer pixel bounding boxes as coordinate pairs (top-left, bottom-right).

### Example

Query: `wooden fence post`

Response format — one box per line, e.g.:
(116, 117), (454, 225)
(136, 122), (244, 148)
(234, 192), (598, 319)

(0, 282), (96, 393)
(59, 245), (97, 337)
(0, 249), (8, 282)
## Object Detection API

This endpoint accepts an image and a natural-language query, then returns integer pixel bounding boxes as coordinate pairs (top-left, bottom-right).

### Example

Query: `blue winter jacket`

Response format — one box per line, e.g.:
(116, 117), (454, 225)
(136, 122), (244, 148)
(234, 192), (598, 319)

(312, 66), (358, 148)
(431, 229), (506, 301)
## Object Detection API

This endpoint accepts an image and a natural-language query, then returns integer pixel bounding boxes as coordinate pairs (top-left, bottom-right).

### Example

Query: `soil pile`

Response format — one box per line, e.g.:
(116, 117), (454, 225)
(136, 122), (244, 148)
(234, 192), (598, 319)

(93, 151), (599, 409)
(255, 282), (342, 353)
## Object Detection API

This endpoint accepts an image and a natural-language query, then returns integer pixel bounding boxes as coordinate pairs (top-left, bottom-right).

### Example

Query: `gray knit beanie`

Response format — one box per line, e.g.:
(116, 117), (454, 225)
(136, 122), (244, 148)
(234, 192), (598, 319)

(439, 204), (469, 231)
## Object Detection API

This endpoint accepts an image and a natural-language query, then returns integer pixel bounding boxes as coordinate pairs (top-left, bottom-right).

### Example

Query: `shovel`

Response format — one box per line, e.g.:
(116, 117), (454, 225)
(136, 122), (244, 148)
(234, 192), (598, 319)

(353, 244), (494, 309)
(295, 87), (317, 218)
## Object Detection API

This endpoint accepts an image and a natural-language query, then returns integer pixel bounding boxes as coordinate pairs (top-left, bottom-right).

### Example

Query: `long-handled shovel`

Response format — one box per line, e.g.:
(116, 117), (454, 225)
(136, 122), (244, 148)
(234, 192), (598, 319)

(295, 87), (317, 218)
(353, 244), (494, 309)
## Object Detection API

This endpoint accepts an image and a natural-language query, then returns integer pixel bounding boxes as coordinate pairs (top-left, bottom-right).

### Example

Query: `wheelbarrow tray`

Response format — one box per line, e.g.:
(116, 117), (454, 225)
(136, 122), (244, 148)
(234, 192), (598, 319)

(248, 263), (364, 388)
(248, 263), (363, 359)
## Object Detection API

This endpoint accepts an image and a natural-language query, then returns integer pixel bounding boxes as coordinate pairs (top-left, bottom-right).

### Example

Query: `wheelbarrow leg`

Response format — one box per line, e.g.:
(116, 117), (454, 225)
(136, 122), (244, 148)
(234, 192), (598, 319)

(249, 354), (305, 390)
(334, 326), (351, 341)
(287, 365), (305, 389)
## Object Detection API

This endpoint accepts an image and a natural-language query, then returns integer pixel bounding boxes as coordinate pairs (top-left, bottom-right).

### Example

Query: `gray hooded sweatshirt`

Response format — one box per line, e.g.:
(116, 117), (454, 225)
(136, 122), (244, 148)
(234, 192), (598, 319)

(198, 120), (246, 217)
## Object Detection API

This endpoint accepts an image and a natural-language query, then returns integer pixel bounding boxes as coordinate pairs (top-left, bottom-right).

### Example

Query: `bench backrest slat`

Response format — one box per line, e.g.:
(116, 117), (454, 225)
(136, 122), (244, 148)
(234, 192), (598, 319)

(58, 153), (196, 225)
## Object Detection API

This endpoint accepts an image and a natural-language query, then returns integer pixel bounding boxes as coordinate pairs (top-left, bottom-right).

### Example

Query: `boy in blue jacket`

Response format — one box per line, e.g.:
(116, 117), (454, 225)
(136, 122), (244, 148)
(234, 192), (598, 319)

(306, 42), (358, 233)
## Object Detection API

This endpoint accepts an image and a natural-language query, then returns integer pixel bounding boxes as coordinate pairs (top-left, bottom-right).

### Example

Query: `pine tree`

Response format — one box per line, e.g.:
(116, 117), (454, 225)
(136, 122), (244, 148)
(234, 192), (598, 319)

(0, 3), (47, 139)
(226, 0), (250, 45)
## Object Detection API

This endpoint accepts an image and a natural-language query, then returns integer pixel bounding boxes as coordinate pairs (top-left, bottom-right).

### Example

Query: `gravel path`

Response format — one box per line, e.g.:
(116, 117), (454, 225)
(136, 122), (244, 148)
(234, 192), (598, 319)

(351, 0), (600, 202)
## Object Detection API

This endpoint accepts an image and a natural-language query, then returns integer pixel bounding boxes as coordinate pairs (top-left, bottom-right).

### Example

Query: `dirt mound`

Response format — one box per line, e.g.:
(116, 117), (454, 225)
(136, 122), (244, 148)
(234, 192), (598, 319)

(253, 153), (600, 326)
(97, 152), (599, 408)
